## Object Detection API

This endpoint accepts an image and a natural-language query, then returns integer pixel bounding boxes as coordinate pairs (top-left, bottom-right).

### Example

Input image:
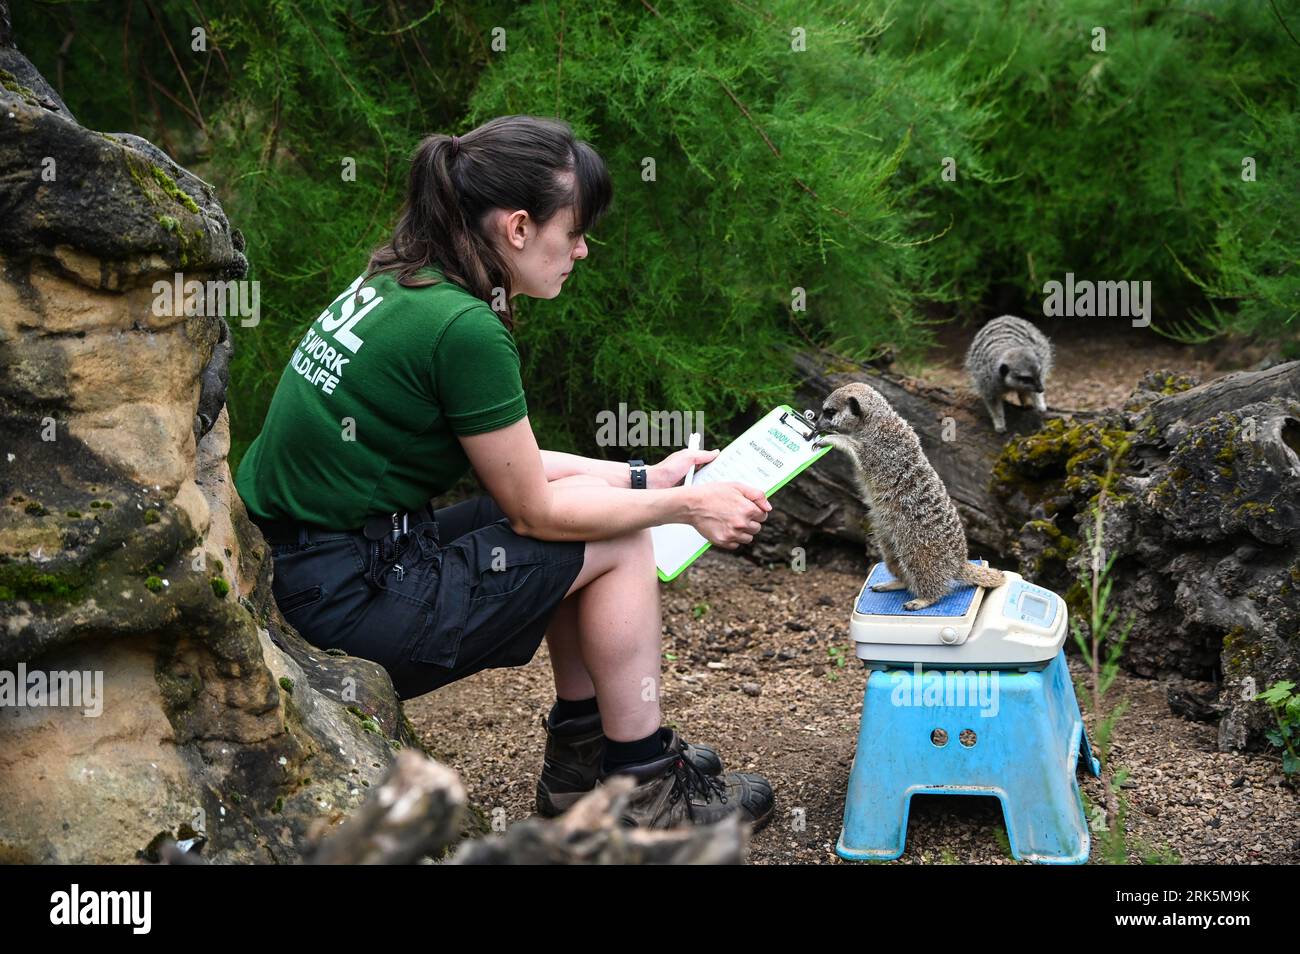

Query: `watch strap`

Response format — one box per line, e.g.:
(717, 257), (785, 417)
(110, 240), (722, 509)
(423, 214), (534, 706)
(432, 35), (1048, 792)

(628, 459), (647, 489)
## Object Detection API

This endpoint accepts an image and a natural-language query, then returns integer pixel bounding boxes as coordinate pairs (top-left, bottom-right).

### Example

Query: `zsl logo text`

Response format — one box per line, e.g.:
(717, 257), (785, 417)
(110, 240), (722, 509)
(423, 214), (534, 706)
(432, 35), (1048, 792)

(316, 273), (383, 353)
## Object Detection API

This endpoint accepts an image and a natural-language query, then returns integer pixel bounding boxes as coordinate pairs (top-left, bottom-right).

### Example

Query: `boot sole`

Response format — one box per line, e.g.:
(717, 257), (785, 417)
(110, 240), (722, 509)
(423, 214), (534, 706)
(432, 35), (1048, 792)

(535, 786), (586, 818)
(541, 785), (774, 832)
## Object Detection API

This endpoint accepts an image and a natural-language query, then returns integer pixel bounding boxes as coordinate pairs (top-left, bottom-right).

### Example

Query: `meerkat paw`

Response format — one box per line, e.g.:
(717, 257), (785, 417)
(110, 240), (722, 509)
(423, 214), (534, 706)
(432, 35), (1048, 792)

(903, 596), (938, 611)
(1034, 392), (1048, 412)
(871, 580), (908, 592)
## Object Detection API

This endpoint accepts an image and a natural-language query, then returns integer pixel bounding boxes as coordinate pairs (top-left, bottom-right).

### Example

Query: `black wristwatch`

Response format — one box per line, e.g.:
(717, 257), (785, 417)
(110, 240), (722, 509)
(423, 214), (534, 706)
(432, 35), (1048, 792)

(628, 459), (648, 489)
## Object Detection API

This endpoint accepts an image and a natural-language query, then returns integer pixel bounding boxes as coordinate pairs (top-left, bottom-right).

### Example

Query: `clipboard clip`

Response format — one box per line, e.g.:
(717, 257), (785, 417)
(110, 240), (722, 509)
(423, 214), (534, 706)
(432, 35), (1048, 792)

(779, 408), (821, 442)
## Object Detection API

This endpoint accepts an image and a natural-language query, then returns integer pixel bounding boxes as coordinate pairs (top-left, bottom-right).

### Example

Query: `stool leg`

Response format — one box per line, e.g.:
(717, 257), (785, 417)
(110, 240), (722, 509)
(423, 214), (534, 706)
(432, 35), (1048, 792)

(997, 743), (1092, 863)
(997, 655), (1092, 864)
(837, 673), (912, 860)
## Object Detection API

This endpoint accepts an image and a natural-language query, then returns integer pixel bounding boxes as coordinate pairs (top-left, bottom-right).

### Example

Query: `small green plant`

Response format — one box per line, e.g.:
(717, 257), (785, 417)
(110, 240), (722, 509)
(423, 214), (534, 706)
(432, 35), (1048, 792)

(144, 575), (164, 593)
(1256, 680), (1300, 776)
(143, 508), (160, 524)
(825, 644), (847, 681)
(346, 705), (381, 735)
(692, 601), (709, 619)
(210, 577), (230, 599)
(1069, 439), (1145, 864)
(278, 676), (294, 694)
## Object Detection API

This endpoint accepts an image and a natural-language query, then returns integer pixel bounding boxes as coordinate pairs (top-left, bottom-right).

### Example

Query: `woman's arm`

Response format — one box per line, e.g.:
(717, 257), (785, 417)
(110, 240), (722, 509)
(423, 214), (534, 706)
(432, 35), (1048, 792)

(539, 448), (717, 489)
(460, 417), (770, 544)
(539, 450), (630, 486)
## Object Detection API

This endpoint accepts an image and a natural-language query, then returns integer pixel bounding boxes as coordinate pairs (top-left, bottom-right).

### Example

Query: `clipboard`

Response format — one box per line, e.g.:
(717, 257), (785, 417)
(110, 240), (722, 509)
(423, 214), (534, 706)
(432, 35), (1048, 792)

(651, 404), (832, 582)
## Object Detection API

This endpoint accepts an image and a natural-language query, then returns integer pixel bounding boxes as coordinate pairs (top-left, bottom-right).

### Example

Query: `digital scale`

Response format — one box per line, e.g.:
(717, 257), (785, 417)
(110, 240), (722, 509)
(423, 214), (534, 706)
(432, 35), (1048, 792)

(850, 561), (1067, 671)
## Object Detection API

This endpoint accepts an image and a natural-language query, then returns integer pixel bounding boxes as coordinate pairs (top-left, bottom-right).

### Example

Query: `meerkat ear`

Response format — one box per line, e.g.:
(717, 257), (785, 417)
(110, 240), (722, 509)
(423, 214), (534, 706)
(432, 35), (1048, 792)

(847, 395), (863, 418)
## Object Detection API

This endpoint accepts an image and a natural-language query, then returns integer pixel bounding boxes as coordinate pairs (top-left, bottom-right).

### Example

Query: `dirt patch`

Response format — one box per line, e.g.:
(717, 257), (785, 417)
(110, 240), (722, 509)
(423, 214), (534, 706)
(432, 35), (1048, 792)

(909, 319), (1273, 411)
(405, 549), (1299, 864)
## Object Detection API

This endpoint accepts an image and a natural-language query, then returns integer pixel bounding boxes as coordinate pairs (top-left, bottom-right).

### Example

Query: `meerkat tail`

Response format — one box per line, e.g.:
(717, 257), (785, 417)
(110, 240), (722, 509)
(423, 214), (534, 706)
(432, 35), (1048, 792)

(957, 563), (1007, 588)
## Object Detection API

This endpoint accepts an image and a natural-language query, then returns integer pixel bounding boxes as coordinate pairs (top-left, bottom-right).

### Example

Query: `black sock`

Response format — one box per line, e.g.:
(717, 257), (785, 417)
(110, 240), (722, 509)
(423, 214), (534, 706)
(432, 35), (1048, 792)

(602, 727), (668, 773)
(550, 695), (599, 724)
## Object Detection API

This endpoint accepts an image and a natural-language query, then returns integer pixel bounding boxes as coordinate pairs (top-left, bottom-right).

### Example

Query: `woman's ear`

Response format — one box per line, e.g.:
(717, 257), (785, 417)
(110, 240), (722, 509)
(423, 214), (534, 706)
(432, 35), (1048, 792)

(504, 210), (530, 250)
(492, 208), (532, 251)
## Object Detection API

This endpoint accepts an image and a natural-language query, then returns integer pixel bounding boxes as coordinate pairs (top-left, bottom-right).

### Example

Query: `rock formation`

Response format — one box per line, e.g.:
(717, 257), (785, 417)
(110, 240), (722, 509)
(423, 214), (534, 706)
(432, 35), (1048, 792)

(0, 12), (420, 864)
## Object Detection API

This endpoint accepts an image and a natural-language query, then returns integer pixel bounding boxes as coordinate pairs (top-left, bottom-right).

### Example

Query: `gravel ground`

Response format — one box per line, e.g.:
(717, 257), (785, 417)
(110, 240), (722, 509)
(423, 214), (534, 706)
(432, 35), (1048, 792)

(405, 549), (1300, 864)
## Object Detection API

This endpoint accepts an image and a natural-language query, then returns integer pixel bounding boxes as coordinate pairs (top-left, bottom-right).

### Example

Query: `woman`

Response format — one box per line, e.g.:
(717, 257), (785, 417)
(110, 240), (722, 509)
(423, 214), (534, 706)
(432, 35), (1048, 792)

(234, 115), (775, 831)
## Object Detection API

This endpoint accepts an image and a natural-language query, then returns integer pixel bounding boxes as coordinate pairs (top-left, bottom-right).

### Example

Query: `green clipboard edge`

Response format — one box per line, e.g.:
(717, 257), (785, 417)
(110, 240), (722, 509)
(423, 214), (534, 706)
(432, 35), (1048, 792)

(656, 404), (833, 583)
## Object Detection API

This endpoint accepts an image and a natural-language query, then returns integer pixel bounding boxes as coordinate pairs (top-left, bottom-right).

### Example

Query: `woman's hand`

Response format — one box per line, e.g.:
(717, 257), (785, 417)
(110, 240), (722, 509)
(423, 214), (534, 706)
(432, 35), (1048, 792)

(648, 446), (720, 489)
(687, 482), (772, 549)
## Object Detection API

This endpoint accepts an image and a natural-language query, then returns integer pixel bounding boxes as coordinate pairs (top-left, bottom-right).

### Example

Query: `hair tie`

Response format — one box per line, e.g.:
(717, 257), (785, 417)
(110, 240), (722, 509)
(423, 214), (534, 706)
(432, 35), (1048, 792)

(450, 134), (461, 156)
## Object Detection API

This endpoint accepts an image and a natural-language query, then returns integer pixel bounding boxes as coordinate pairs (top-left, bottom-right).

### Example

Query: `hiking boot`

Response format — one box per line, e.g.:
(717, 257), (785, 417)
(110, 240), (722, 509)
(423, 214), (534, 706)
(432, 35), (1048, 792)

(535, 711), (724, 818)
(599, 728), (775, 831)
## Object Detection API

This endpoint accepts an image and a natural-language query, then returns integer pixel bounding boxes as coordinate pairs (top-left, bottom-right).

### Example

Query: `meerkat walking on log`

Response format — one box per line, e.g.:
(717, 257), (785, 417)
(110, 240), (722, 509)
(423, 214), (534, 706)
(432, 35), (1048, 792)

(965, 314), (1054, 433)
(816, 382), (1006, 610)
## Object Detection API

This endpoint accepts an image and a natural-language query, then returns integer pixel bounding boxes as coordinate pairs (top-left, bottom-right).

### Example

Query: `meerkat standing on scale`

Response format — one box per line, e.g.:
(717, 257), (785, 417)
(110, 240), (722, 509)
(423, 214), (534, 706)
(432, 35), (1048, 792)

(816, 382), (1006, 610)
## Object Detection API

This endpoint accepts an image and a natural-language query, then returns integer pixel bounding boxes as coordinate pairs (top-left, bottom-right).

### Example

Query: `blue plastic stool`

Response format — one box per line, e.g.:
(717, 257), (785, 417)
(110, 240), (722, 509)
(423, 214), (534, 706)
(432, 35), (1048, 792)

(836, 649), (1102, 864)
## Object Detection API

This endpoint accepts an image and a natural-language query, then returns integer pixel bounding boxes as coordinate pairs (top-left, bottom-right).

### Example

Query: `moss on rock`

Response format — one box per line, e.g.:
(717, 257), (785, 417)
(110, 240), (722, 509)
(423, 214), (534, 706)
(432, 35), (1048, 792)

(0, 559), (87, 603)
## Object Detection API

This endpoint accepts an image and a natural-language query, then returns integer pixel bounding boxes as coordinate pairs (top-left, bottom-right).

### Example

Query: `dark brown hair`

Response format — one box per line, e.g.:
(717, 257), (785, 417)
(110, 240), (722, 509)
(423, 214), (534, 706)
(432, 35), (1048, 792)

(365, 115), (613, 330)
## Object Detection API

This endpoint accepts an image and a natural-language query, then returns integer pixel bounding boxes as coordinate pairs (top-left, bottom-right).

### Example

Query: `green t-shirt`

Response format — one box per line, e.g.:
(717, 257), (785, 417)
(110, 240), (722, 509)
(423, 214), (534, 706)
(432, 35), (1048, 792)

(234, 265), (527, 528)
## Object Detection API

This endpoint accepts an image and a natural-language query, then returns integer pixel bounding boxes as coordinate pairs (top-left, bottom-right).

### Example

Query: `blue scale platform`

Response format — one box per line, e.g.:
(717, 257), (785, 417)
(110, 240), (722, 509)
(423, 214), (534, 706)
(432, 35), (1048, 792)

(855, 561), (982, 616)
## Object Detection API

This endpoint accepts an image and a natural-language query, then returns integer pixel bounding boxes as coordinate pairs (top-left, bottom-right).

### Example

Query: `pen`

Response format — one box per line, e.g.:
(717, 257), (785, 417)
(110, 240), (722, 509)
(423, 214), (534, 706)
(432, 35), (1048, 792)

(685, 432), (702, 486)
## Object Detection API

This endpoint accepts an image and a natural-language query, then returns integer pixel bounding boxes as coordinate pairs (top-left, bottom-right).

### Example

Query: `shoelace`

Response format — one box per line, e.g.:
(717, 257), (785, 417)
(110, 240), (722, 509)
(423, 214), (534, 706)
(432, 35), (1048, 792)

(667, 744), (728, 821)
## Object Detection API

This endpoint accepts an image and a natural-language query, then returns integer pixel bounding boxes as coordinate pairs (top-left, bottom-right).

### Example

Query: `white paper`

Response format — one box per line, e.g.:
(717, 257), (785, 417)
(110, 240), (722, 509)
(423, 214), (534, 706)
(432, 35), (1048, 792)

(652, 406), (826, 579)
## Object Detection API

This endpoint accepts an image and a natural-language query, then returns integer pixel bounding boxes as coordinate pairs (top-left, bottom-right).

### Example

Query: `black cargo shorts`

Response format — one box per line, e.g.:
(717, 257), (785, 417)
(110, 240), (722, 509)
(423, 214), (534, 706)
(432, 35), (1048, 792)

(263, 496), (587, 700)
